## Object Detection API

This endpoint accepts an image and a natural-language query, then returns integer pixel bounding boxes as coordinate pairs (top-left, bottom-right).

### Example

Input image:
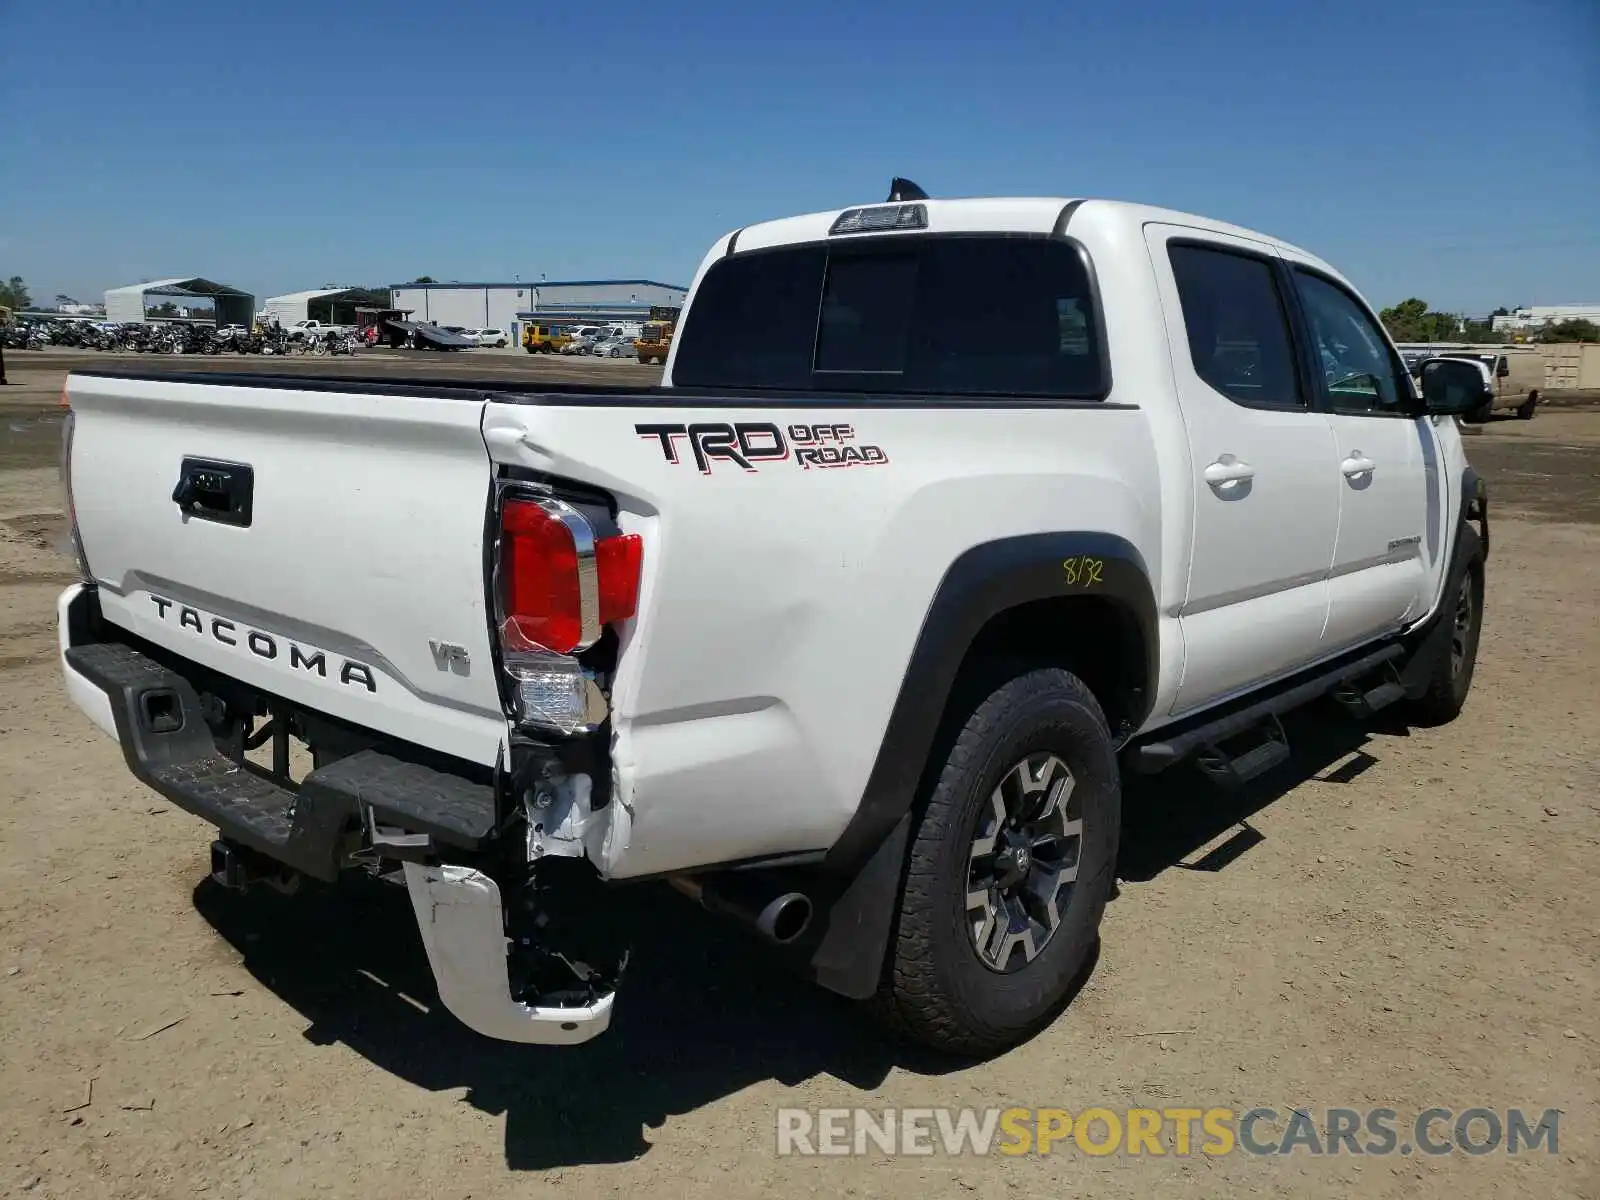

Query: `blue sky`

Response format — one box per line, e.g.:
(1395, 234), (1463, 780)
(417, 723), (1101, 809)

(1, 0), (1595, 313)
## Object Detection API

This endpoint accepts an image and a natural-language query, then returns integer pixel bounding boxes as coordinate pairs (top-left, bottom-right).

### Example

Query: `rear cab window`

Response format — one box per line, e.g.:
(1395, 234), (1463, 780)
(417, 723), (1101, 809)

(672, 235), (1107, 398)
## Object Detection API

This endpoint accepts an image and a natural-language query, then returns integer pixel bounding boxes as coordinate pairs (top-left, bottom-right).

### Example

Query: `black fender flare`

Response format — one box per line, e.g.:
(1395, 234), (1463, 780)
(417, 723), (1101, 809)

(798, 532), (1157, 998)
(1461, 465), (1488, 560)
(1399, 466), (1488, 698)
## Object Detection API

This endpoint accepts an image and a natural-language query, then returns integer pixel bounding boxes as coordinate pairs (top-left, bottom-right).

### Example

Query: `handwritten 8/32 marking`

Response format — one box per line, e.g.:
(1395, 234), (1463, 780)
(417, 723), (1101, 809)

(1063, 557), (1105, 587)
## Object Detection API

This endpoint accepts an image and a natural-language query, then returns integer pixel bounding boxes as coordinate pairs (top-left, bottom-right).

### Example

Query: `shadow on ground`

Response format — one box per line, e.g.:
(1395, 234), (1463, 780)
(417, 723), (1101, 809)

(1118, 698), (1401, 881)
(193, 699), (1397, 1169)
(194, 869), (969, 1170)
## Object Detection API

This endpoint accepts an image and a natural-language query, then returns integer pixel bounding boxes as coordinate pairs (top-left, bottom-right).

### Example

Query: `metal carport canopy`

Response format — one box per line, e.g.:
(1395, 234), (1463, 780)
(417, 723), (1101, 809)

(103, 277), (255, 326)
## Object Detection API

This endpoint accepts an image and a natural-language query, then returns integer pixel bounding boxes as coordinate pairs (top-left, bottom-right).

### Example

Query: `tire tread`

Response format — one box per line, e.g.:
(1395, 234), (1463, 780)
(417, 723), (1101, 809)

(873, 667), (1116, 1055)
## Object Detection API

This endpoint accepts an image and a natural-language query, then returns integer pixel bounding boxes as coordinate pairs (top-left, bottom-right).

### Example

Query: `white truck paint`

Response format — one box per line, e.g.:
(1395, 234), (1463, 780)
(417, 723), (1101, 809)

(58, 191), (1489, 1054)
(286, 319), (351, 339)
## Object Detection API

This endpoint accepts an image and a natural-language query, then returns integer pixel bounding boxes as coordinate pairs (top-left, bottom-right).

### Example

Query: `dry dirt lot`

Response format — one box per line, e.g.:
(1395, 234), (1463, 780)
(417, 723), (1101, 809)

(1, 355), (1596, 1199)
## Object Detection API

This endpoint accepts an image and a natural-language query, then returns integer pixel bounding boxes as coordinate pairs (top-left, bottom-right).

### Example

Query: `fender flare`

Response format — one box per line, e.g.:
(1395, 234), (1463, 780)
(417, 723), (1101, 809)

(1400, 465), (1488, 698)
(798, 532), (1157, 999)
(1461, 465), (1488, 560)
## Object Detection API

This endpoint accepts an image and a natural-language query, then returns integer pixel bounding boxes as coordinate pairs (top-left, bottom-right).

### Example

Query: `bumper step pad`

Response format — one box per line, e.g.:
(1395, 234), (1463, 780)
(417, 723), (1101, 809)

(65, 641), (496, 881)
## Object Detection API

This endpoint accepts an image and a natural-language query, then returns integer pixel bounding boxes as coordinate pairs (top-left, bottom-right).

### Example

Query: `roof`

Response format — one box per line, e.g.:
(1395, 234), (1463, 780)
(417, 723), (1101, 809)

(105, 277), (252, 298)
(731, 196), (1320, 261)
(388, 278), (687, 291)
(263, 287), (365, 304)
(722, 196), (1340, 290)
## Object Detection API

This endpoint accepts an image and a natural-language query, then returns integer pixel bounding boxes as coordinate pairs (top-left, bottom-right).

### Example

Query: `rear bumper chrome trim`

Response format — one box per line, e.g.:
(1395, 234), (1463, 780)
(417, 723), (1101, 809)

(403, 862), (615, 1044)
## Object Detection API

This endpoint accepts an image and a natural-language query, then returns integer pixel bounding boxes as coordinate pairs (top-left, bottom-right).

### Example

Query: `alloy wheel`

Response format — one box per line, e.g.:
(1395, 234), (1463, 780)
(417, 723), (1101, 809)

(966, 752), (1084, 972)
(1450, 574), (1475, 677)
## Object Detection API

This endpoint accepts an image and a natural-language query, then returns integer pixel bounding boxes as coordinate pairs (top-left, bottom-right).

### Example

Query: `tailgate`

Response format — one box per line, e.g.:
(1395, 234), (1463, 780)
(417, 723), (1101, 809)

(66, 373), (507, 766)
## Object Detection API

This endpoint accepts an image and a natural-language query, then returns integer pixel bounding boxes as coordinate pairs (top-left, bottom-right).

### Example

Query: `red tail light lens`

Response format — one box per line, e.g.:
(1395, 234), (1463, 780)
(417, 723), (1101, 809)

(596, 533), (643, 625)
(500, 498), (584, 654)
(498, 495), (641, 656)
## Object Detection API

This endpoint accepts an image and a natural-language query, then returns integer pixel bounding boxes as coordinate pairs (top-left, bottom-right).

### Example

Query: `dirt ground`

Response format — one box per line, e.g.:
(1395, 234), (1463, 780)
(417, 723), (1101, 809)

(1, 355), (1596, 1199)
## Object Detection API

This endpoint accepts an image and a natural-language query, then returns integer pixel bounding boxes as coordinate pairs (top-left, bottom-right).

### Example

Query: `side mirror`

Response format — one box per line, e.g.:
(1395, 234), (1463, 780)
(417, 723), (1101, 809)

(1420, 358), (1490, 415)
(1496, 360), (1510, 378)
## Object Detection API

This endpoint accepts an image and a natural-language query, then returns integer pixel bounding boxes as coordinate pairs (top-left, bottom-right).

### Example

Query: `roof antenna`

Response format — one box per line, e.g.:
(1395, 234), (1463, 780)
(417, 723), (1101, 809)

(887, 177), (929, 202)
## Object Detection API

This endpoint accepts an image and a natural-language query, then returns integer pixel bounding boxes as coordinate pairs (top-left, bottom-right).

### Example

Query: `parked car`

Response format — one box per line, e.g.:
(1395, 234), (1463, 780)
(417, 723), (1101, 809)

(470, 328), (508, 348)
(56, 185), (1489, 1056)
(591, 336), (632, 358)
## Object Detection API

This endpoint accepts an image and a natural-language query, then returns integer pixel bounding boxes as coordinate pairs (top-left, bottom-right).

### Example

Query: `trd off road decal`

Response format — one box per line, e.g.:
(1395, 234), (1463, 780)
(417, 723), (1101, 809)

(635, 422), (889, 474)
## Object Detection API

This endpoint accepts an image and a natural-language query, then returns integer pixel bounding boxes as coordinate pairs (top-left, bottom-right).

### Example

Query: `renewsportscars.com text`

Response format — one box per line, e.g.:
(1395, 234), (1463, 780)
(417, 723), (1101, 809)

(775, 1106), (1561, 1158)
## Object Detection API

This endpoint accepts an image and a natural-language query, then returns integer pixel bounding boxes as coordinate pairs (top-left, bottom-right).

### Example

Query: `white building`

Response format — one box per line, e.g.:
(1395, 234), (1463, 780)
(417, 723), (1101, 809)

(261, 287), (366, 327)
(1491, 305), (1600, 333)
(388, 279), (687, 340)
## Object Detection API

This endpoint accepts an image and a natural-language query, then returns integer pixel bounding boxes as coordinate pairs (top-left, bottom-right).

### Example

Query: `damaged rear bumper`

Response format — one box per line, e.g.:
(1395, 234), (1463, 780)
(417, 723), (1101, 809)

(59, 583), (617, 1046)
(404, 863), (613, 1044)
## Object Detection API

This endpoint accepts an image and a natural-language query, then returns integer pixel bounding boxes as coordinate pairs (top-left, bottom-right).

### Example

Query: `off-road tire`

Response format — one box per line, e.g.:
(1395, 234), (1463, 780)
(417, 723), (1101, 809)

(873, 667), (1120, 1056)
(1406, 530), (1484, 726)
(1517, 392), (1539, 420)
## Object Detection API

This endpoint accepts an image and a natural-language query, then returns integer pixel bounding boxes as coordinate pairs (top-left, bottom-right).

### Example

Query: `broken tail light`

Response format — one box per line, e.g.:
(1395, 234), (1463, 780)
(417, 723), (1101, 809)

(495, 492), (642, 734)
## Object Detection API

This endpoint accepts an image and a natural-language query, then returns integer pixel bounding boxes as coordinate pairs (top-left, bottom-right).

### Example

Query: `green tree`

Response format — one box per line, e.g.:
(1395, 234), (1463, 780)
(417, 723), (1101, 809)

(0, 275), (30, 310)
(1380, 298), (1436, 342)
(1540, 318), (1600, 343)
(407, 276), (436, 284)
(148, 301), (180, 318)
(1380, 298), (1487, 343)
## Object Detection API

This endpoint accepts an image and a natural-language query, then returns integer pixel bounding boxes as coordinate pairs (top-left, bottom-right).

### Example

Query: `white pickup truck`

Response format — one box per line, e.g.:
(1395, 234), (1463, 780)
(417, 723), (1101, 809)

(57, 183), (1492, 1054)
(286, 319), (350, 340)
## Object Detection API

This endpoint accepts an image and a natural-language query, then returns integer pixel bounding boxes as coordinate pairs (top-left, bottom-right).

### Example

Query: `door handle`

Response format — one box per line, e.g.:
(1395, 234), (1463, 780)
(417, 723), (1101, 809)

(1341, 453), (1376, 478)
(1203, 457), (1255, 485)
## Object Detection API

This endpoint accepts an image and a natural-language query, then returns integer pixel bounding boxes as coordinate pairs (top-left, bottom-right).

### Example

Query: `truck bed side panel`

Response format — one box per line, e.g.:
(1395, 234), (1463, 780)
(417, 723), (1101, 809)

(483, 398), (1161, 878)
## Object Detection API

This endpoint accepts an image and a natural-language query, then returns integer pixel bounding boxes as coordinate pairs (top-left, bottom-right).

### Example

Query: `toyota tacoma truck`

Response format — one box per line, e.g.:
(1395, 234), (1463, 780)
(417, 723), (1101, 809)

(57, 182), (1491, 1055)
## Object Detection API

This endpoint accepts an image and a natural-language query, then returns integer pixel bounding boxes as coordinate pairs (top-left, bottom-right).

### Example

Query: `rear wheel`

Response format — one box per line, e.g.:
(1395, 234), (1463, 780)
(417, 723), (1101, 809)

(1517, 391), (1539, 420)
(873, 667), (1119, 1056)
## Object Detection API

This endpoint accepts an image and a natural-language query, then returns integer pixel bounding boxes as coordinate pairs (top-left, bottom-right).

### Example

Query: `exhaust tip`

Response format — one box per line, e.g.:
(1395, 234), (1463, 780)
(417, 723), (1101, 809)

(758, 893), (813, 945)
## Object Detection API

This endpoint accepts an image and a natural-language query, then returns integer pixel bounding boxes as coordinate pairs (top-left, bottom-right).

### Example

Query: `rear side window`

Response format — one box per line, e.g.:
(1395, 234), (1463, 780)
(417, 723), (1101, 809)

(672, 236), (1105, 397)
(1168, 243), (1302, 409)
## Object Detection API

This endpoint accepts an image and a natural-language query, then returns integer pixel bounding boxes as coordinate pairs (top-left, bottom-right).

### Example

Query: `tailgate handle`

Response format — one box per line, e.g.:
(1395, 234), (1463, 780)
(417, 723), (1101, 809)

(173, 458), (254, 528)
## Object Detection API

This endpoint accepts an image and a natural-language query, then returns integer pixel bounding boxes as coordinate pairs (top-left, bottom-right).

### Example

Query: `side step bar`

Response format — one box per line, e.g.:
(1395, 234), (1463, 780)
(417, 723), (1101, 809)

(1331, 663), (1406, 719)
(1134, 643), (1405, 775)
(1193, 714), (1290, 787)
